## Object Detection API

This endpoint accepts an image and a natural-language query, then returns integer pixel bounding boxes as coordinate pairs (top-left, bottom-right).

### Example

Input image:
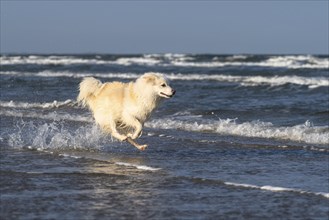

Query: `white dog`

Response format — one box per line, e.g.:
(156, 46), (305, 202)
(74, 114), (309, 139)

(77, 72), (175, 150)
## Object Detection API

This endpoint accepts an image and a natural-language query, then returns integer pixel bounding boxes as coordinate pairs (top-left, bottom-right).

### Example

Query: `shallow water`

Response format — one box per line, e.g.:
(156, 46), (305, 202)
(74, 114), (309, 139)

(1, 54), (328, 219)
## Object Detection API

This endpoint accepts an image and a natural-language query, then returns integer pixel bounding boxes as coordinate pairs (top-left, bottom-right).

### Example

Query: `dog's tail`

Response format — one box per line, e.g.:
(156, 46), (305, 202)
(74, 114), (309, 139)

(77, 77), (103, 108)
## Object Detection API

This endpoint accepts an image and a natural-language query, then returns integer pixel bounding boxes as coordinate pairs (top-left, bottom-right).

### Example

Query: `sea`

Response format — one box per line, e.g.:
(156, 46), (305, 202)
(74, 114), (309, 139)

(0, 54), (328, 219)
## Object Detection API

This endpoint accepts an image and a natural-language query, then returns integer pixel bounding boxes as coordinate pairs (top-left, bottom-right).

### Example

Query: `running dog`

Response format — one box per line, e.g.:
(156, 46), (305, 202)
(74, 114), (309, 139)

(77, 72), (175, 150)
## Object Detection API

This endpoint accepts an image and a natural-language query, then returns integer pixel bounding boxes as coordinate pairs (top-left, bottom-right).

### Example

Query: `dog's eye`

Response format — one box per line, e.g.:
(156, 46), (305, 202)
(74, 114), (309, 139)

(161, 84), (166, 87)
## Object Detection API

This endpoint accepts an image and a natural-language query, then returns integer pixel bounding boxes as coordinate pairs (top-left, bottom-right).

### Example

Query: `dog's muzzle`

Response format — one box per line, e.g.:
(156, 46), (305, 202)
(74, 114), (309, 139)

(160, 89), (176, 98)
(169, 89), (176, 97)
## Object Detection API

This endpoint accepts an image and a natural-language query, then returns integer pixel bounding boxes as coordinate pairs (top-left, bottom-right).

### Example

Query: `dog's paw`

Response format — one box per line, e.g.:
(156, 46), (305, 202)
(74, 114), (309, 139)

(138, 144), (148, 151)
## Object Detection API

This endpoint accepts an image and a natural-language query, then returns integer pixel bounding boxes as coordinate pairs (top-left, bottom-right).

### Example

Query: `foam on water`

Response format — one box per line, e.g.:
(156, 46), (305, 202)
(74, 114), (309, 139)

(0, 109), (92, 122)
(171, 55), (329, 69)
(58, 153), (82, 159)
(0, 99), (75, 109)
(0, 55), (110, 65)
(115, 57), (162, 66)
(115, 162), (161, 171)
(166, 73), (329, 88)
(5, 120), (108, 150)
(0, 71), (140, 79)
(224, 181), (329, 198)
(146, 118), (329, 145)
(2, 109), (327, 146)
(1, 106), (328, 146)
(1, 54), (328, 69)
(1, 71), (328, 88)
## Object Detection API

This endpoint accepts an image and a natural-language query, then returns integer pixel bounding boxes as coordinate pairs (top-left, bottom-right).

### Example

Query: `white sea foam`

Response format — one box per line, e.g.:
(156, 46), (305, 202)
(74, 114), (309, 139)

(1, 55), (328, 69)
(115, 57), (162, 66)
(0, 55), (162, 66)
(170, 55), (329, 69)
(115, 162), (161, 171)
(0, 71), (140, 79)
(263, 56), (329, 69)
(166, 73), (329, 88)
(0, 99), (75, 109)
(146, 118), (329, 145)
(6, 120), (108, 150)
(0, 55), (110, 65)
(58, 153), (82, 159)
(1, 71), (328, 88)
(0, 109), (92, 122)
(224, 181), (329, 198)
(1, 106), (328, 145)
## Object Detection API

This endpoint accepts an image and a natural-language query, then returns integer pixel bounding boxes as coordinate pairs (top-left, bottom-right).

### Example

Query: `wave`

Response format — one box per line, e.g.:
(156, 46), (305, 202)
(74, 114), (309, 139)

(146, 118), (329, 145)
(167, 73), (329, 88)
(0, 55), (110, 65)
(0, 99), (76, 109)
(1, 71), (328, 88)
(0, 109), (92, 122)
(0, 71), (140, 79)
(1, 54), (328, 69)
(223, 181), (329, 199)
(5, 120), (108, 150)
(186, 177), (329, 199)
(185, 176), (329, 198)
(25, 147), (161, 171)
(115, 162), (161, 171)
(1, 106), (328, 146)
(170, 55), (329, 69)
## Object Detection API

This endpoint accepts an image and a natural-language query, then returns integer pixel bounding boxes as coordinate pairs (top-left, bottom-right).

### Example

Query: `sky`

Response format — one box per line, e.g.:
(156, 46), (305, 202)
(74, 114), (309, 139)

(1, 1), (328, 54)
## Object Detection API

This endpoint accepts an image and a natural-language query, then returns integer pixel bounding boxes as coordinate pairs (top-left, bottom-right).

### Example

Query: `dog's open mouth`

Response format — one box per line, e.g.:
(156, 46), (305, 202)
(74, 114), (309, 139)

(160, 92), (173, 98)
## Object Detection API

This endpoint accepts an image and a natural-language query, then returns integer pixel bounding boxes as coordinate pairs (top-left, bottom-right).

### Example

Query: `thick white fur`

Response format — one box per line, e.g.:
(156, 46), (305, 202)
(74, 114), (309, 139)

(77, 72), (175, 142)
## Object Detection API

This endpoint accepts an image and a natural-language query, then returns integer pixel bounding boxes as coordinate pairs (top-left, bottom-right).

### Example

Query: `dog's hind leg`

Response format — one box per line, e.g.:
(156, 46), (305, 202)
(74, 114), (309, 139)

(102, 121), (127, 142)
(101, 123), (146, 150)
(101, 118), (147, 150)
(123, 115), (143, 140)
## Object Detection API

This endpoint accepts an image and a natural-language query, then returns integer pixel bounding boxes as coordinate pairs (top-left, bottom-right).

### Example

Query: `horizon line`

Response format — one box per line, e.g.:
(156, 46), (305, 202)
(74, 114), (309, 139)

(1, 52), (328, 56)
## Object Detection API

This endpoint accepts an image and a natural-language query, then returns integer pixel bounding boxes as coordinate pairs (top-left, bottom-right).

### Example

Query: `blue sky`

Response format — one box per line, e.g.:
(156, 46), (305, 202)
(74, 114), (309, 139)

(1, 1), (328, 54)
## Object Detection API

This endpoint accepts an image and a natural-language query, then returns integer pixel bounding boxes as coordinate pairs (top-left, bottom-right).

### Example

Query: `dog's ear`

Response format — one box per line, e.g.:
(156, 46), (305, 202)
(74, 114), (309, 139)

(142, 74), (156, 84)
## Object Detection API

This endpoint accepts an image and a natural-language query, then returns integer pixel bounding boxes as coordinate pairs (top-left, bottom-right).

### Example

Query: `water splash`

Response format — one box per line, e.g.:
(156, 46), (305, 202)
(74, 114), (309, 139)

(7, 119), (111, 151)
(146, 118), (329, 145)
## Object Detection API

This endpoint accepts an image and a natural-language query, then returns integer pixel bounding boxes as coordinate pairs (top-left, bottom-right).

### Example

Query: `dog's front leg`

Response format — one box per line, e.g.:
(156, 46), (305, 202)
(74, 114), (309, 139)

(126, 137), (148, 151)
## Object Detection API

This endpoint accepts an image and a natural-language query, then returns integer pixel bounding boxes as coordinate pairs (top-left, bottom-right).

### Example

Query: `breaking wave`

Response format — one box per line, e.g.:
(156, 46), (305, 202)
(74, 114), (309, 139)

(1, 71), (328, 88)
(0, 109), (91, 122)
(170, 55), (329, 69)
(223, 181), (329, 199)
(0, 71), (140, 79)
(1, 54), (328, 69)
(0, 99), (76, 109)
(146, 118), (329, 145)
(167, 73), (329, 88)
(115, 162), (161, 171)
(1, 106), (328, 146)
(5, 120), (108, 150)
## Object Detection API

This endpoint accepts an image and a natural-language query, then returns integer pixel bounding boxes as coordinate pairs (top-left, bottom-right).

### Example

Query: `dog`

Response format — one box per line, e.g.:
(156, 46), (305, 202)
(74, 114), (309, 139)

(77, 72), (175, 150)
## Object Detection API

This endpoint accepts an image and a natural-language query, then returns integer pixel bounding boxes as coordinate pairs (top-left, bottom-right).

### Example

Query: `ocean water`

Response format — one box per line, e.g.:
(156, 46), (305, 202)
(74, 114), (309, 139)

(0, 54), (328, 219)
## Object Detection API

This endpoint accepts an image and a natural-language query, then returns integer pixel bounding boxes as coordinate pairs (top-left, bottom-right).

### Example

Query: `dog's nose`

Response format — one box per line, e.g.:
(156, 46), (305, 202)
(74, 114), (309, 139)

(172, 89), (176, 96)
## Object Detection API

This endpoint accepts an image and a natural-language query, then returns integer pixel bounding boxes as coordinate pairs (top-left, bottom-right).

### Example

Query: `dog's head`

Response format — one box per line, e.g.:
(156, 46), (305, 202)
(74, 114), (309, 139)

(138, 72), (176, 99)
